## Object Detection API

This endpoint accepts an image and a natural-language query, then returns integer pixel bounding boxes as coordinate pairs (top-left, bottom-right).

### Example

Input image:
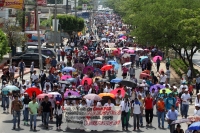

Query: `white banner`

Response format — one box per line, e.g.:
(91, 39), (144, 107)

(64, 106), (121, 131)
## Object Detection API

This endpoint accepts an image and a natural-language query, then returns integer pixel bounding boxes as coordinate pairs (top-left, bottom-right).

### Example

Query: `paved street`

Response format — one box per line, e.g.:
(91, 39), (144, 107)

(0, 65), (196, 133)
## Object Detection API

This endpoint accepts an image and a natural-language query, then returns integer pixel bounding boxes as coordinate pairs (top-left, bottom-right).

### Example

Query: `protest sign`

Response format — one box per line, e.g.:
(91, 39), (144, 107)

(64, 106), (121, 131)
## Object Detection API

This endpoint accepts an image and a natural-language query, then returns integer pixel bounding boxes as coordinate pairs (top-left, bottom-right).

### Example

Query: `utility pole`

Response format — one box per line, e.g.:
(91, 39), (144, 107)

(75, 0), (77, 17)
(54, 0), (57, 51)
(35, 2), (43, 70)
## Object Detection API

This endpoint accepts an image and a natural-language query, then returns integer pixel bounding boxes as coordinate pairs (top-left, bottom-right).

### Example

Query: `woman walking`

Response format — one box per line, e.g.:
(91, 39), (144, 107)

(54, 101), (63, 130)
(131, 98), (142, 131)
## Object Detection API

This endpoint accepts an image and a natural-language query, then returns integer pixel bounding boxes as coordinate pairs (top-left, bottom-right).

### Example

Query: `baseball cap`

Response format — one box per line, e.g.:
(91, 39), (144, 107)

(56, 101), (60, 104)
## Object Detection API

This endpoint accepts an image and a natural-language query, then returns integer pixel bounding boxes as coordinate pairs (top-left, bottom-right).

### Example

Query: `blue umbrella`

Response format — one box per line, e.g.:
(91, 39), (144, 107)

(188, 122), (200, 130)
(66, 78), (76, 83)
(65, 47), (72, 51)
(108, 60), (117, 65)
(93, 61), (102, 64)
(89, 47), (96, 50)
(113, 63), (120, 70)
(140, 56), (148, 62)
(94, 68), (102, 74)
(62, 67), (76, 73)
(111, 78), (122, 83)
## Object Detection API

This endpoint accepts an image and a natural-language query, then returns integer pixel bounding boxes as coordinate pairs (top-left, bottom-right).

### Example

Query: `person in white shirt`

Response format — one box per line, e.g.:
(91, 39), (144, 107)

(187, 67), (191, 80)
(9, 64), (16, 82)
(104, 99), (115, 107)
(103, 83), (113, 93)
(165, 67), (171, 84)
(194, 104), (200, 116)
(159, 71), (167, 85)
(181, 89), (191, 118)
(131, 98), (142, 130)
(115, 90), (122, 106)
(195, 93), (200, 106)
(31, 70), (39, 83)
(54, 101), (63, 130)
(79, 100), (87, 107)
(120, 98), (130, 131)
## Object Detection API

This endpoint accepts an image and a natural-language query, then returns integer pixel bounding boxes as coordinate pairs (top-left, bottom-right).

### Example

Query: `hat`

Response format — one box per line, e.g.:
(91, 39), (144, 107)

(24, 92), (28, 95)
(142, 80), (146, 83)
(173, 86), (177, 89)
(195, 104), (200, 107)
(56, 101), (60, 104)
(197, 93), (200, 95)
(185, 89), (188, 91)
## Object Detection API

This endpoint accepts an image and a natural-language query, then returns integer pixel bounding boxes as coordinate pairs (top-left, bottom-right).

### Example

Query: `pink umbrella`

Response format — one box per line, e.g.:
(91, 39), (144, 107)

(94, 57), (104, 61)
(153, 56), (163, 63)
(122, 49), (129, 52)
(121, 36), (127, 39)
(73, 63), (85, 70)
(119, 38), (125, 40)
(83, 66), (94, 74)
(37, 93), (51, 99)
(61, 75), (72, 80)
(84, 46), (88, 50)
(127, 49), (134, 54)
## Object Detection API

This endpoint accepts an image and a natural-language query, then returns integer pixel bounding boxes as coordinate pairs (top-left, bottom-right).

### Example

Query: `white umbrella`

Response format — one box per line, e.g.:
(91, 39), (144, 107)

(122, 53), (130, 58)
(136, 48), (144, 51)
(48, 92), (62, 97)
(101, 38), (107, 41)
(122, 62), (132, 66)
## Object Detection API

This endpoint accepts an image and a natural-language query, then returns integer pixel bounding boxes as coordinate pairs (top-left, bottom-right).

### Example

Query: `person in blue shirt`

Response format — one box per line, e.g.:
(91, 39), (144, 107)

(166, 105), (179, 133)
(165, 93), (176, 111)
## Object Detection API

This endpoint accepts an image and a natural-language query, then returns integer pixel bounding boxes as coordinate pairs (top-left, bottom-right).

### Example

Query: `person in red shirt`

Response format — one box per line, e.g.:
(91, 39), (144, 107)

(60, 48), (66, 61)
(144, 93), (153, 126)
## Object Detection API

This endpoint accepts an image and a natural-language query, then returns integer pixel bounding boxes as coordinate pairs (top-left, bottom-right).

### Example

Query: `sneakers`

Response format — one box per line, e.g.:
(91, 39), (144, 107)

(59, 126), (61, 130)
(12, 127), (16, 130)
(150, 123), (152, 126)
(30, 125), (32, 130)
(34, 127), (36, 131)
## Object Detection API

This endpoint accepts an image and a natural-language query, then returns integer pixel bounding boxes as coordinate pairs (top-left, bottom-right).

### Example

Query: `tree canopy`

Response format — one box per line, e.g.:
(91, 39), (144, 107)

(104, 0), (200, 77)
(0, 29), (9, 60)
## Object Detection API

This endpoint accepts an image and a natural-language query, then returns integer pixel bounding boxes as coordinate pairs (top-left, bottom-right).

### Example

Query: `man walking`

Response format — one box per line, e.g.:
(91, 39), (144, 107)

(144, 93), (153, 126)
(181, 89), (191, 118)
(2, 86), (9, 113)
(23, 93), (31, 125)
(166, 105), (179, 133)
(40, 96), (52, 129)
(18, 59), (25, 80)
(28, 97), (39, 131)
(156, 97), (165, 128)
(11, 95), (23, 130)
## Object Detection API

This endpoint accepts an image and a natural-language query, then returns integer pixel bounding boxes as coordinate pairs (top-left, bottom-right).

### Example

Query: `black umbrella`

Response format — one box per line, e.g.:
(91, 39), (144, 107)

(100, 96), (116, 106)
(64, 95), (82, 100)
(58, 81), (71, 85)
(119, 80), (137, 87)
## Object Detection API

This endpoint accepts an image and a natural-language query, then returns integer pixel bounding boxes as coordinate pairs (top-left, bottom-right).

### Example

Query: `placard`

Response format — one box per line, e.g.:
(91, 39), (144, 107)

(64, 106), (121, 131)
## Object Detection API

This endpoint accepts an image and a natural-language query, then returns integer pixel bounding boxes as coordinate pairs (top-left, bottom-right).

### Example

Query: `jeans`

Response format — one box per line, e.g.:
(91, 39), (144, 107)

(140, 115), (143, 125)
(133, 114), (140, 129)
(13, 111), (21, 128)
(136, 60), (139, 68)
(2, 96), (9, 111)
(145, 109), (153, 124)
(30, 114), (37, 127)
(121, 112), (129, 129)
(182, 104), (189, 118)
(19, 69), (24, 79)
(57, 55), (60, 62)
(56, 115), (62, 127)
(61, 56), (65, 61)
(43, 112), (50, 126)
(24, 108), (29, 122)
(157, 111), (164, 127)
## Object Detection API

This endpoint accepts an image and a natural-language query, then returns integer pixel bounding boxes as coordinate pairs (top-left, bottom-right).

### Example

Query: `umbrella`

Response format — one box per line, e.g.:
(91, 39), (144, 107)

(136, 48), (144, 51)
(159, 88), (172, 94)
(58, 80), (71, 85)
(48, 92), (62, 97)
(64, 90), (80, 97)
(93, 76), (102, 82)
(36, 93), (51, 99)
(2, 85), (19, 92)
(122, 53), (130, 58)
(94, 57), (104, 61)
(99, 78), (108, 82)
(99, 93), (115, 99)
(188, 116), (200, 122)
(122, 49), (129, 52)
(150, 84), (165, 92)
(139, 72), (151, 79)
(65, 47), (72, 51)
(110, 88), (125, 98)
(61, 75), (72, 80)
(188, 121), (200, 130)
(66, 78), (76, 83)
(84, 94), (102, 101)
(122, 47), (129, 50)
(93, 61), (103, 64)
(171, 119), (191, 125)
(101, 65), (113, 71)
(62, 67), (76, 73)
(111, 78), (122, 83)
(83, 66), (94, 74)
(122, 62), (132, 66)
(153, 55), (163, 63)
(127, 49), (134, 54)
(73, 63), (85, 70)
(64, 95), (82, 100)
(140, 56), (148, 62)
(119, 80), (137, 87)
(94, 68), (102, 74)
(141, 58), (149, 64)
(107, 60), (118, 65)
(25, 87), (42, 97)
(81, 77), (93, 85)
(121, 36), (127, 39)
(101, 38), (107, 41)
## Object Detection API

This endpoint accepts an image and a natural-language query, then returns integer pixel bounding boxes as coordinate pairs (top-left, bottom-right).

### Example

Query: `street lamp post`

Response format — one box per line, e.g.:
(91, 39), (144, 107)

(54, 0), (57, 51)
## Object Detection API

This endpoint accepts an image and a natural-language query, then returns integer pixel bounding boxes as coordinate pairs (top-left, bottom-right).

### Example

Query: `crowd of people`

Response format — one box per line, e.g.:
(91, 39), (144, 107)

(0, 11), (200, 133)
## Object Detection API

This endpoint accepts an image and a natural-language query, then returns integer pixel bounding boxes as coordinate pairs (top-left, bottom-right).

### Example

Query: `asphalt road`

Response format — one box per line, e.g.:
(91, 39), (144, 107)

(0, 62), (195, 133)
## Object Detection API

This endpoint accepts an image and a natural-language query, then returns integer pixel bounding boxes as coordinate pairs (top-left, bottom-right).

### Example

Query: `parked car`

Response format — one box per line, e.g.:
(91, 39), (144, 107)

(8, 53), (47, 68)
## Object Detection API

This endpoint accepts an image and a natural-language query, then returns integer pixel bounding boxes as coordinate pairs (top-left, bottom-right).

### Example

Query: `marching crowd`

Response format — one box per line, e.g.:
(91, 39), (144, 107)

(0, 12), (200, 133)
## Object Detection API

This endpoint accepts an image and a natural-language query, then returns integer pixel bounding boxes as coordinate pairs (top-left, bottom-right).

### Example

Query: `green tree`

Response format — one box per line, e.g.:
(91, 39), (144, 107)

(40, 19), (52, 27)
(0, 29), (9, 61)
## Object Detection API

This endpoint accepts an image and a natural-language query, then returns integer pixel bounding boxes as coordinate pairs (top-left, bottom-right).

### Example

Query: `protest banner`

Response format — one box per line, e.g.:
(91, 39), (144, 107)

(64, 106), (121, 131)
